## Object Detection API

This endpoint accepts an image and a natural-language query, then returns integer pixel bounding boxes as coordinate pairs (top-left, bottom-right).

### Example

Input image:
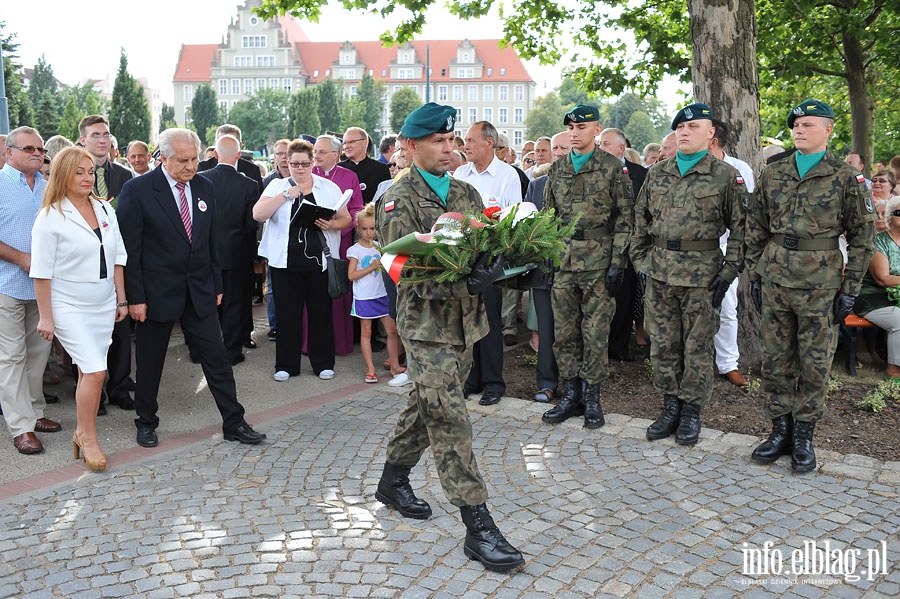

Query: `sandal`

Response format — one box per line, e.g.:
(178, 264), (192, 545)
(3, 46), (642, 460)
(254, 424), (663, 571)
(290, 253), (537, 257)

(383, 354), (407, 370)
(365, 373), (378, 384)
(534, 388), (553, 403)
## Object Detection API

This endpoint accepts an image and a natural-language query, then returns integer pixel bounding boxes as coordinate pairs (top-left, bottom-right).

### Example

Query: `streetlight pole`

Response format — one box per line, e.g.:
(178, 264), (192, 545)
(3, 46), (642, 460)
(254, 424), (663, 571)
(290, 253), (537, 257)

(0, 42), (10, 134)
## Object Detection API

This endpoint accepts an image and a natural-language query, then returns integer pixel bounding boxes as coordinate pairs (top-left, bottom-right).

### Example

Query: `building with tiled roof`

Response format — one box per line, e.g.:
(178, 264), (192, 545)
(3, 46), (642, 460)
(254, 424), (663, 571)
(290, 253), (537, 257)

(172, 0), (535, 147)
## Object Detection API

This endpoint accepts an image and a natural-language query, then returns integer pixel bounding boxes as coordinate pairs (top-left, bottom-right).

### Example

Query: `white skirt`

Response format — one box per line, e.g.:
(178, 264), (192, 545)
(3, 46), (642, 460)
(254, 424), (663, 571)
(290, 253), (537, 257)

(51, 278), (116, 374)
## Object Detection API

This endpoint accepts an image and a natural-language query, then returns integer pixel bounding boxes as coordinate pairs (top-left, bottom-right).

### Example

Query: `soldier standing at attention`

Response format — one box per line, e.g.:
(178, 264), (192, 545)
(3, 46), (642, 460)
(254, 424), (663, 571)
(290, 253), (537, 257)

(747, 99), (875, 472)
(373, 103), (525, 573)
(541, 105), (633, 429)
(631, 103), (747, 446)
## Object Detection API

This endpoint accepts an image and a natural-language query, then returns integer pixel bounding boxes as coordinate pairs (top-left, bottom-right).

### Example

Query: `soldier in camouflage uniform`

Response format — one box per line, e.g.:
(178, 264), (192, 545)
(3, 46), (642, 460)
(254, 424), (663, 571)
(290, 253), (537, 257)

(631, 103), (747, 446)
(747, 99), (875, 472)
(373, 103), (525, 573)
(541, 104), (633, 429)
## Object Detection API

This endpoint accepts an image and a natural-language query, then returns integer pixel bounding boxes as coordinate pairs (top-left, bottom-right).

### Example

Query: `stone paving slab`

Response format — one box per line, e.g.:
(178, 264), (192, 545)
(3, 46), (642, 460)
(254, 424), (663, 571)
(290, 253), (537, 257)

(0, 386), (897, 598)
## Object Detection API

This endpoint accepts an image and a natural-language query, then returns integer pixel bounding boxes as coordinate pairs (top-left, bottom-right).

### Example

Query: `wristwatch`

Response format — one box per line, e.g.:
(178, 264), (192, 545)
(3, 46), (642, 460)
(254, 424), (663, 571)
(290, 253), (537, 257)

(282, 189), (292, 200)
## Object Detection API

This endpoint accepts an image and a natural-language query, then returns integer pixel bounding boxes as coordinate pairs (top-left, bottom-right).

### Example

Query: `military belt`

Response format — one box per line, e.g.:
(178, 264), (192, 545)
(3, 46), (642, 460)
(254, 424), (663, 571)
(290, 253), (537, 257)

(651, 237), (720, 251)
(771, 235), (839, 251)
(572, 228), (605, 240)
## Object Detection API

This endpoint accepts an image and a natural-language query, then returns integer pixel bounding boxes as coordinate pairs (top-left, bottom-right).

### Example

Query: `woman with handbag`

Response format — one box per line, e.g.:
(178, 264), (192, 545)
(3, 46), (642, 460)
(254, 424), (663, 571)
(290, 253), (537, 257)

(254, 139), (351, 382)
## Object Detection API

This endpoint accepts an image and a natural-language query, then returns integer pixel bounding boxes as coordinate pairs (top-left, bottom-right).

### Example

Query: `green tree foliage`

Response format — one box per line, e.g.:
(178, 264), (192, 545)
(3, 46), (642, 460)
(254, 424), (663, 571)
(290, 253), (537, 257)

(227, 87), (290, 151)
(389, 87), (421, 134)
(0, 22), (33, 128)
(558, 77), (592, 107)
(340, 95), (366, 132)
(110, 49), (151, 144)
(357, 72), (384, 137)
(159, 103), (177, 132)
(28, 56), (58, 111)
(34, 90), (59, 138)
(623, 111), (659, 154)
(191, 84), (220, 146)
(289, 87), (321, 137)
(57, 83), (106, 142)
(525, 92), (571, 140)
(58, 94), (82, 141)
(317, 78), (343, 134)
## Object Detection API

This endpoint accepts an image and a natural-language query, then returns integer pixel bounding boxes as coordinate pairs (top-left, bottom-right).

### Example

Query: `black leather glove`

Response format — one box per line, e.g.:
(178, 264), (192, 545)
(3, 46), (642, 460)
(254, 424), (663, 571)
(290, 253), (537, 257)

(466, 253), (505, 295)
(515, 267), (550, 289)
(707, 275), (731, 310)
(750, 280), (762, 313)
(605, 265), (625, 297)
(833, 292), (856, 325)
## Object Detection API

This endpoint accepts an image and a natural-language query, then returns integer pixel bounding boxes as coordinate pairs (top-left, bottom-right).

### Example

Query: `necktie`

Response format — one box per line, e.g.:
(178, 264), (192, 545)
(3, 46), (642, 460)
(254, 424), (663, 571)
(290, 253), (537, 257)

(175, 182), (192, 242)
(95, 165), (108, 199)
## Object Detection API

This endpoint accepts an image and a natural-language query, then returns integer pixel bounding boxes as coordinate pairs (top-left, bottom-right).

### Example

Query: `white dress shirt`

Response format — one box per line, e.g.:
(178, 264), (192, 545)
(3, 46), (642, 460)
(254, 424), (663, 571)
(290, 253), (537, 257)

(454, 155), (523, 209)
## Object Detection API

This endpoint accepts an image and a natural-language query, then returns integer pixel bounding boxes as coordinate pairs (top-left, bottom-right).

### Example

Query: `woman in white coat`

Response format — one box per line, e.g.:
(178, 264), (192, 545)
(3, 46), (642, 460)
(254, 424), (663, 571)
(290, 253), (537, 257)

(31, 147), (128, 471)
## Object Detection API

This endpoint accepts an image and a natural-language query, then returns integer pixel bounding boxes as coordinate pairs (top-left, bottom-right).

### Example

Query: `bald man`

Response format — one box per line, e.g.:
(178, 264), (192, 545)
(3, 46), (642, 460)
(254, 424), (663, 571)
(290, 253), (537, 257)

(659, 132), (677, 161)
(340, 127), (391, 205)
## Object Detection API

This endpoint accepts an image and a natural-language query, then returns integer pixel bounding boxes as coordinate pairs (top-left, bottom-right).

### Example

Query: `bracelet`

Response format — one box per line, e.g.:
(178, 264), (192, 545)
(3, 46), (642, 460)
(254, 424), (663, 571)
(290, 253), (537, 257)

(116, 302), (128, 307)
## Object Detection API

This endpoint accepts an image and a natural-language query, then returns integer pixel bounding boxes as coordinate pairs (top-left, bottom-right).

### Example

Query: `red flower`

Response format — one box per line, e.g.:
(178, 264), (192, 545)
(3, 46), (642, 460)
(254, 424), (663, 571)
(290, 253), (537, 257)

(483, 206), (502, 220)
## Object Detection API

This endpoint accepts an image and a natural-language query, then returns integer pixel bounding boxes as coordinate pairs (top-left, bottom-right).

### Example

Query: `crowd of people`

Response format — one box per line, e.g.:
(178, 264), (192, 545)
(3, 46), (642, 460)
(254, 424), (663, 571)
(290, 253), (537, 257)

(0, 94), (893, 571)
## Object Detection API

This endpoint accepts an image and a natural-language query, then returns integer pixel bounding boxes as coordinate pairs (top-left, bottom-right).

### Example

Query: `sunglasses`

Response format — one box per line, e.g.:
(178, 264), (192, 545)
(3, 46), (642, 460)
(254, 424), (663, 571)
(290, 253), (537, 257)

(289, 161), (312, 169)
(388, 162), (397, 168)
(892, 210), (900, 217)
(524, 158), (535, 165)
(873, 178), (891, 184)
(10, 145), (47, 155)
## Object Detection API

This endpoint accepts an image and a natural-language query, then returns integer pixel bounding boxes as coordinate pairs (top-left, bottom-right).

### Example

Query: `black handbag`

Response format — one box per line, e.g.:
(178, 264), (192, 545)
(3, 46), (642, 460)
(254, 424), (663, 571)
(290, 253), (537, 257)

(318, 230), (350, 298)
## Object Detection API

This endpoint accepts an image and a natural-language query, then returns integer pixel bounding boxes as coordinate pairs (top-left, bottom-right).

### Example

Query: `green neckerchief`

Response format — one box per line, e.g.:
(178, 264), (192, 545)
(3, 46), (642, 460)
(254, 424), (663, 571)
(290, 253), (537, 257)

(570, 148), (594, 173)
(675, 150), (708, 176)
(416, 167), (450, 206)
(795, 150), (826, 178)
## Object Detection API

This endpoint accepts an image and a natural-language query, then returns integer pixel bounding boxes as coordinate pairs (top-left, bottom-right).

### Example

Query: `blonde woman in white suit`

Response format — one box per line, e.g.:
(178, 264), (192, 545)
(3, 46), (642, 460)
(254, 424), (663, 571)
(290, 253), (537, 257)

(31, 147), (128, 471)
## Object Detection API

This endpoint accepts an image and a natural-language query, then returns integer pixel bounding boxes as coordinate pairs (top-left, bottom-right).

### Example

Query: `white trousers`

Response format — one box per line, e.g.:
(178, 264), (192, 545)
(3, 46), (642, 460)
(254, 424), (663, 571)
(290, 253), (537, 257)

(861, 305), (900, 365)
(714, 275), (740, 374)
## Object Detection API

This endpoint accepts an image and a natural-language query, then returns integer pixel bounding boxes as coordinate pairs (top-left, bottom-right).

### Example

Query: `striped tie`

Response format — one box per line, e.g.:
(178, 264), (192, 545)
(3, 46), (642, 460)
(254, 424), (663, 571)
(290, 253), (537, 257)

(95, 165), (108, 199)
(175, 182), (192, 241)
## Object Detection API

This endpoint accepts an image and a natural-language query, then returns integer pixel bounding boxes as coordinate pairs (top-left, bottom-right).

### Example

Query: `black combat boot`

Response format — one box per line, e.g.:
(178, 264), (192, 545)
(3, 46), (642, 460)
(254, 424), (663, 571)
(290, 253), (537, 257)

(459, 504), (525, 572)
(791, 420), (817, 473)
(582, 383), (605, 429)
(646, 395), (681, 440)
(674, 402), (701, 445)
(750, 414), (793, 464)
(541, 378), (584, 424)
(374, 462), (433, 519)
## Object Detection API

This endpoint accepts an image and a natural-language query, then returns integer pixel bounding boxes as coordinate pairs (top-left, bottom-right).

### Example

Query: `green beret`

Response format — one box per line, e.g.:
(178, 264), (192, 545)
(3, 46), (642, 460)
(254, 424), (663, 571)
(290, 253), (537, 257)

(670, 102), (714, 130)
(563, 104), (600, 126)
(787, 99), (834, 128)
(400, 102), (456, 139)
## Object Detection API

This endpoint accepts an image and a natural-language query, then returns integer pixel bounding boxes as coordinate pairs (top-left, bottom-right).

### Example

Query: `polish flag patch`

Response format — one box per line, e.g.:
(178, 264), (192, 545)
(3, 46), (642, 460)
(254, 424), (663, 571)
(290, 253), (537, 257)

(736, 176), (745, 185)
(622, 165), (629, 175)
(384, 200), (395, 212)
(856, 173), (866, 183)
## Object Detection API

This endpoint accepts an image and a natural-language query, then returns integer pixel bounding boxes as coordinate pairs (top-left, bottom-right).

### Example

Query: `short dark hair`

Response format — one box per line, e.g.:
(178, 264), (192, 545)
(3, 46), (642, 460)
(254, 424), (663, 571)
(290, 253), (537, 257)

(78, 115), (109, 138)
(379, 135), (396, 154)
(287, 139), (314, 159)
(711, 119), (729, 149)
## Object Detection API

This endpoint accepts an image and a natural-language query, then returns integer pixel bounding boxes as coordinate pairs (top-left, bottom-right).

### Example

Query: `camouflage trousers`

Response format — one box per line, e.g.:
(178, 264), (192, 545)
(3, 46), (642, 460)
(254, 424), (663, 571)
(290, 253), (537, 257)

(551, 269), (615, 385)
(385, 339), (488, 507)
(760, 282), (837, 422)
(645, 279), (719, 406)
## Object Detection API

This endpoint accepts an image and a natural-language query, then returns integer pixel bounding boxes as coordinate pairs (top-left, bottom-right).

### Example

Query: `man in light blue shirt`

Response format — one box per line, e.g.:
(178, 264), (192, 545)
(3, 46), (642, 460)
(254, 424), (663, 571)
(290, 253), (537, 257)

(0, 126), (60, 455)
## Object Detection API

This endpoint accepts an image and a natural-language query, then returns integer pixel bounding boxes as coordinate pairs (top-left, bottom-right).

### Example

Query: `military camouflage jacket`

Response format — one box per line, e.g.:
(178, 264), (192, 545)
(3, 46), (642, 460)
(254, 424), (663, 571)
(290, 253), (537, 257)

(631, 154), (747, 287)
(376, 167), (489, 347)
(746, 150), (876, 295)
(543, 148), (633, 272)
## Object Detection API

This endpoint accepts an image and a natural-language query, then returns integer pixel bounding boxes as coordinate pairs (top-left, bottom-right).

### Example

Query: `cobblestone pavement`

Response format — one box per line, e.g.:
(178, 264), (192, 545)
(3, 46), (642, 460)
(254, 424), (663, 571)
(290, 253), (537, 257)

(0, 384), (898, 598)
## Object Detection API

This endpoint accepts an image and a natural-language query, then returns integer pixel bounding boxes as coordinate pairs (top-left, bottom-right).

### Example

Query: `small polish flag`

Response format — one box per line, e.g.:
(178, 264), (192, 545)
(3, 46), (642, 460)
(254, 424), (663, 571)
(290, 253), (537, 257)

(856, 173), (866, 183)
(736, 176), (745, 185)
(380, 253), (409, 285)
(385, 200), (395, 212)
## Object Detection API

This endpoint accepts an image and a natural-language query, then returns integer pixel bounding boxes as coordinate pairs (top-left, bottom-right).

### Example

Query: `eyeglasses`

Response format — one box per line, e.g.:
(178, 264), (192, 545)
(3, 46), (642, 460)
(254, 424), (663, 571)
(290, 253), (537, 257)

(88, 133), (112, 140)
(388, 162), (397, 168)
(289, 161), (312, 169)
(524, 158), (536, 165)
(892, 210), (900, 217)
(343, 138), (366, 145)
(873, 178), (891, 184)
(10, 145), (47, 155)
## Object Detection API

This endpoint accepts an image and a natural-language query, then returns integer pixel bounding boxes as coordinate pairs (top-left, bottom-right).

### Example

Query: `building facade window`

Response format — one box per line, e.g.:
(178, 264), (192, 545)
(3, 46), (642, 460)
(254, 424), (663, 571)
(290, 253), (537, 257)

(457, 67), (474, 78)
(468, 85), (478, 102)
(499, 108), (508, 124)
(468, 108), (477, 123)
(183, 85), (193, 101)
(484, 85), (493, 102)
(456, 108), (462, 124)
(234, 56), (253, 68)
(219, 79), (228, 95)
(242, 35), (267, 48)
(513, 130), (523, 146)
(514, 107), (524, 123)
(257, 78), (266, 90)
(397, 68), (414, 79)
(499, 85), (509, 101)
(231, 79), (240, 95)
(256, 56), (276, 67)
(484, 107), (492, 122)
(438, 85), (448, 101)
(219, 100), (228, 111)
(340, 68), (356, 80)
(514, 85), (524, 101)
(453, 85), (463, 102)
(282, 78), (292, 91)
(270, 78), (279, 89)
(244, 79), (253, 94)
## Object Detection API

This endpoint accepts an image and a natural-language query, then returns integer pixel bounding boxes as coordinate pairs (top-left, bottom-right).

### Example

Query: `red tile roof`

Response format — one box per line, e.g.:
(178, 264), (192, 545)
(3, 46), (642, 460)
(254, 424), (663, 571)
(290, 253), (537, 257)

(173, 44), (219, 82)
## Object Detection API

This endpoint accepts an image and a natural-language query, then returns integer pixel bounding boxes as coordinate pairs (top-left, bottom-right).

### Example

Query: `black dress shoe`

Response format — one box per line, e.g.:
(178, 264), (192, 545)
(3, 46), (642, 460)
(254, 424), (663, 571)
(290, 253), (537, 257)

(243, 339), (257, 349)
(136, 427), (158, 447)
(109, 395), (135, 410)
(463, 384), (482, 399)
(479, 391), (502, 406)
(223, 423), (266, 444)
(43, 392), (60, 404)
(231, 354), (246, 365)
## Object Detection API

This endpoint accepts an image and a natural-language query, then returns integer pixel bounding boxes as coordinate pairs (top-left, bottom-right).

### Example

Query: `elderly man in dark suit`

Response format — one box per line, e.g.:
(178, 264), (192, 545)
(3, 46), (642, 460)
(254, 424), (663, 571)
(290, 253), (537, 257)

(198, 135), (259, 365)
(117, 128), (265, 448)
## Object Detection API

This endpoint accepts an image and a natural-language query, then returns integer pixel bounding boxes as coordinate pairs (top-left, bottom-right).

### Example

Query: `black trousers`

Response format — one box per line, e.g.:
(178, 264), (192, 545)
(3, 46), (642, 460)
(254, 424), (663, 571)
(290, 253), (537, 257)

(533, 287), (559, 391)
(134, 297), (246, 432)
(465, 285), (505, 395)
(220, 265), (250, 361)
(608, 261), (637, 358)
(105, 316), (132, 402)
(270, 267), (334, 375)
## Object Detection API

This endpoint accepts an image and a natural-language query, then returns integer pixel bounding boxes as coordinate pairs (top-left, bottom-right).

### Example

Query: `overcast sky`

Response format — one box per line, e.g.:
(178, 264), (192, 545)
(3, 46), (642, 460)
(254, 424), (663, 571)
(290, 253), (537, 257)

(2, 2), (565, 104)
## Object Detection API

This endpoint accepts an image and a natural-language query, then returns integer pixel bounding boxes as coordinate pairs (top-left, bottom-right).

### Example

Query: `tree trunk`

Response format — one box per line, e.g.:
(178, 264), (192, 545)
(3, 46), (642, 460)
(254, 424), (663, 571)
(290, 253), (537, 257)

(688, 0), (762, 370)
(843, 32), (876, 178)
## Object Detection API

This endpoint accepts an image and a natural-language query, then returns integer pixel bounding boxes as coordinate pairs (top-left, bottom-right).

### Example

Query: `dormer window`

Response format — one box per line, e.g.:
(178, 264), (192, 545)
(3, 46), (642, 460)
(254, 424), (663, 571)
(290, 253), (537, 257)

(402, 52), (409, 63)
